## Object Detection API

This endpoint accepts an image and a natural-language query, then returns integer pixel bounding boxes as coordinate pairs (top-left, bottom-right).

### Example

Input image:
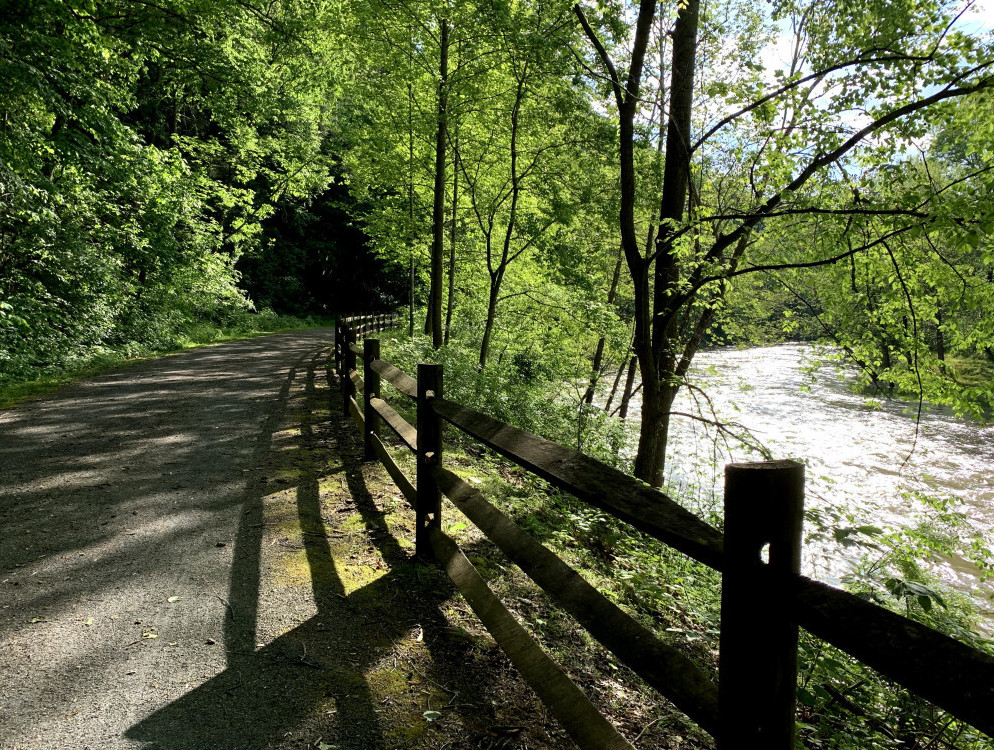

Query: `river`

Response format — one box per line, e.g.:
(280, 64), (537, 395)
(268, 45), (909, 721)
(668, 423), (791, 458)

(621, 343), (994, 628)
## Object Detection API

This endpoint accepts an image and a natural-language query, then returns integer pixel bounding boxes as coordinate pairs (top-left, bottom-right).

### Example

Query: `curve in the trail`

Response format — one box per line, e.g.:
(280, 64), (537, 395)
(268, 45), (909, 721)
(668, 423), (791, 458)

(0, 331), (339, 748)
(0, 329), (591, 750)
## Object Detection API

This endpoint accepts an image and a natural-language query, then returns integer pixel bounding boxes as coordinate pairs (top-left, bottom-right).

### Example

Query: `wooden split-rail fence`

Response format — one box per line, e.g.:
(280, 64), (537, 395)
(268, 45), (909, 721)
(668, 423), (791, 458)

(333, 313), (994, 749)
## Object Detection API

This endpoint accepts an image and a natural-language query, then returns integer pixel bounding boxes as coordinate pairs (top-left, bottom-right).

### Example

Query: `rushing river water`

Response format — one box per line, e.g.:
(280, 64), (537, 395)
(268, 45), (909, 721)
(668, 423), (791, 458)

(622, 344), (994, 626)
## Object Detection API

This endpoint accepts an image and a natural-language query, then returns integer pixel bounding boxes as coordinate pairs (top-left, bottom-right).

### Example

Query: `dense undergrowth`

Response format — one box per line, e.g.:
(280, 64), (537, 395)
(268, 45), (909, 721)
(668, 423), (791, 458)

(376, 330), (994, 750)
(0, 308), (330, 409)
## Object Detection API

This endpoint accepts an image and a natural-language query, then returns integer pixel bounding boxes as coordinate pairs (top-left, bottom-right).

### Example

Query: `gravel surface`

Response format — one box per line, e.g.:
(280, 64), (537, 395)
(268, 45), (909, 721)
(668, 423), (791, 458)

(0, 330), (354, 749)
(0, 330), (621, 750)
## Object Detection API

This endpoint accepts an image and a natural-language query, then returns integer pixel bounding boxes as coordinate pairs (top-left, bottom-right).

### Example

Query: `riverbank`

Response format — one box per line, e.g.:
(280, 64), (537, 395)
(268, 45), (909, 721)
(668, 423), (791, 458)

(376, 335), (994, 749)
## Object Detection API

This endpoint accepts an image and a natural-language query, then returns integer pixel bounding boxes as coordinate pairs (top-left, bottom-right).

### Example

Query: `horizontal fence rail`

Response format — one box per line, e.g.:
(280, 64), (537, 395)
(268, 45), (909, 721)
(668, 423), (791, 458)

(333, 323), (994, 748)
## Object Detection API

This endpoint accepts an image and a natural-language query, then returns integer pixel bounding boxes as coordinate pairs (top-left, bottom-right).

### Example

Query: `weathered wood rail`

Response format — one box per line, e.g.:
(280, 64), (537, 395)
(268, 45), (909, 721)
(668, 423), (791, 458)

(334, 315), (994, 749)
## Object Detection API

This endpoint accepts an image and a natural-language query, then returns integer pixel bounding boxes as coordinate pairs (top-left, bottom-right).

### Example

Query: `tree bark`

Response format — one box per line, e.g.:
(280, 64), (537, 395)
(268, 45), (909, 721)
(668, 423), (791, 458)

(935, 304), (946, 363)
(445, 131), (459, 345)
(604, 341), (631, 412)
(408, 22), (416, 339)
(583, 245), (624, 404)
(634, 0), (700, 486)
(426, 17), (449, 348)
(618, 356), (639, 420)
(479, 275), (501, 369)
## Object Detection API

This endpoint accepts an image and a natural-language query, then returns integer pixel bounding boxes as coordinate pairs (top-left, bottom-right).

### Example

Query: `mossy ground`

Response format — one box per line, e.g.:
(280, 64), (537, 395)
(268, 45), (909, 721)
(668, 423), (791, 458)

(246, 346), (587, 749)
(244, 341), (717, 749)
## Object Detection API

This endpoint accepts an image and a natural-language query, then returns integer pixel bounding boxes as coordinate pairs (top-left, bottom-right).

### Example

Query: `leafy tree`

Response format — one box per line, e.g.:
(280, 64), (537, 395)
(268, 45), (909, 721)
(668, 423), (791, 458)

(0, 0), (347, 381)
(574, 0), (994, 485)
(451, 1), (602, 367)
(786, 144), (994, 416)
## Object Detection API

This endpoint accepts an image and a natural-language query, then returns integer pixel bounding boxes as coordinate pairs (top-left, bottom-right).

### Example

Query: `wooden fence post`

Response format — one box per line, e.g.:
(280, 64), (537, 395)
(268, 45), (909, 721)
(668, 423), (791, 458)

(342, 325), (356, 418)
(718, 459), (804, 750)
(363, 338), (380, 460)
(334, 317), (342, 375)
(416, 363), (443, 558)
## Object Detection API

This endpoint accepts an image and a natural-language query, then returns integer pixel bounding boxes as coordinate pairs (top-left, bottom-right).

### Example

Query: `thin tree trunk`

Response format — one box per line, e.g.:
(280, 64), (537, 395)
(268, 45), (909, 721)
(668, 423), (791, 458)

(618, 356), (638, 420)
(635, 0), (700, 487)
(407, 24), (416, 339)
(479, 277), (500, 369)
(935, 304), (946, 363)
(583, 245), (624, 404)
(584, 338), (607, 403)
(604, 344), (631, 412)
(576, 1), (658, 480)
(426, 18), (449, 348)
(445, 133), (459, 345)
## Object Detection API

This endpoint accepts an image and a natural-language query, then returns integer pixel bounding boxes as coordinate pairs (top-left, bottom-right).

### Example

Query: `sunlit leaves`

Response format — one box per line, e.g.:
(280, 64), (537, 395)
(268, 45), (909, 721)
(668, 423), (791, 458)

(1, 0), (348, 381)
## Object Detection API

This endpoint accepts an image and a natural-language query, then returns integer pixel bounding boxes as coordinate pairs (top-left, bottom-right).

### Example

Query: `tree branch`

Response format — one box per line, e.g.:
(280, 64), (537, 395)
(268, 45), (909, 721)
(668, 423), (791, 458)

(572, 4), (624, 110)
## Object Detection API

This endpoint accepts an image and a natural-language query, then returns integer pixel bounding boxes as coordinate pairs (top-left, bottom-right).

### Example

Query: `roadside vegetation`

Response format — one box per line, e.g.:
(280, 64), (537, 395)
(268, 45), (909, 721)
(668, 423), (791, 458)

(4, 0), (994, 747)
(379, 328), (994, 750)
(0, 308), (330, 409)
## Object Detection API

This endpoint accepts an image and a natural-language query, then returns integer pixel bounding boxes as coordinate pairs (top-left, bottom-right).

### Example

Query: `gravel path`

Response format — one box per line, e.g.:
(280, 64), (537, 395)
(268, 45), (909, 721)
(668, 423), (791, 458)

(0, 331), (355, 749)
(0, 330), (598, 750)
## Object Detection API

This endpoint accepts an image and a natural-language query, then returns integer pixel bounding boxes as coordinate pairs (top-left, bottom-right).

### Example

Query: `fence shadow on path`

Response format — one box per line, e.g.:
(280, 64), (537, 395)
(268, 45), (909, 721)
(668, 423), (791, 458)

(0, 332), (351, 744)
(125, 348), (514, 750)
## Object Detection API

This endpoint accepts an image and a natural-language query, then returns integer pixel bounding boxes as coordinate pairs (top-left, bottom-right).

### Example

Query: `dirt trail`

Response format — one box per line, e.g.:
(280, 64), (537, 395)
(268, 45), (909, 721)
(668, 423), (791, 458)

(0, 331), (569, 750)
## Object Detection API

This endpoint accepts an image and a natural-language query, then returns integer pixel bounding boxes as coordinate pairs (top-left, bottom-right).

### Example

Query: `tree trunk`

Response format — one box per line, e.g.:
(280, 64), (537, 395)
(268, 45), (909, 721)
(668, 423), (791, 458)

(445, 132), (459, 345)
(634, 0), (700, 486)
(631, 379), (679, 483)
(584, 338), (607, 404)
(479, 276), (500, 369)
(935, 304), (946, 363)
(618, 356), (638, 420)
(407, 23), (416, 339)
(426, 17), (449, 348)
(604, 344), (631, 412)
(583, 245), (624, 404)
(577, 0), (686, 486)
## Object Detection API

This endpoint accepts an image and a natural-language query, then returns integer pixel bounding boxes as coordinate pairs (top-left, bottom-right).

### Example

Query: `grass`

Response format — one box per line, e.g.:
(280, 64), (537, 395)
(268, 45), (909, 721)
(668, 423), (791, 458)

(368, 335), (994, 749)
(0, 310), (334, 410)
